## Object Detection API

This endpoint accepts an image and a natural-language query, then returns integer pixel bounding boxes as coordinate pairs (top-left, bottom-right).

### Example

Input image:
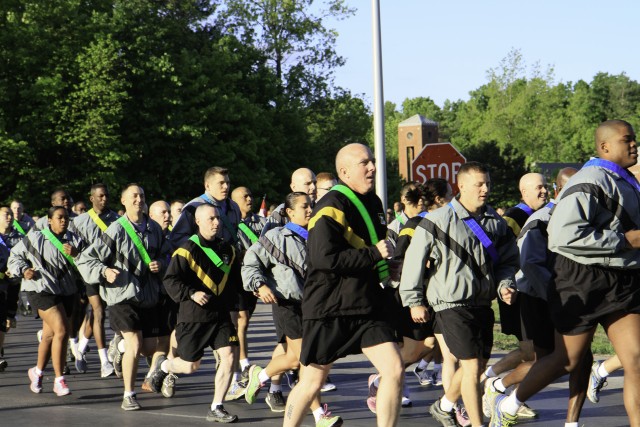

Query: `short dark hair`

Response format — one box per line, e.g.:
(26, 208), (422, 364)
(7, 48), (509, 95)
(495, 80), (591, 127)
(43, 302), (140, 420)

(90, 183), (108, 196)
(458, 161), (490, 177)
(121, 183), (143, 197)
(204, 167), (229, 183)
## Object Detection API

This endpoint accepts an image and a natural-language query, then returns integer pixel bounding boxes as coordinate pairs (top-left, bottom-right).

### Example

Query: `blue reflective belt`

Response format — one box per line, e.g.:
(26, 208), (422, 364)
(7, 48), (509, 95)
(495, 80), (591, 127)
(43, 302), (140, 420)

(583, 158), (640, 192)
(418, 211), (428, 218)
(284, 222), (308, 241)
(515, 202), (534, 216)
(448, 203), (499, 264)
(545, 201), (555, 209)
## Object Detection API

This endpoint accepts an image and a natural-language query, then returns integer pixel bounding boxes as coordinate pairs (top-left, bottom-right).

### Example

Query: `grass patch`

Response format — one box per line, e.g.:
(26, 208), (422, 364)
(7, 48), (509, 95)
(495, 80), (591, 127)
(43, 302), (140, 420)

(491, 301), (614, 356)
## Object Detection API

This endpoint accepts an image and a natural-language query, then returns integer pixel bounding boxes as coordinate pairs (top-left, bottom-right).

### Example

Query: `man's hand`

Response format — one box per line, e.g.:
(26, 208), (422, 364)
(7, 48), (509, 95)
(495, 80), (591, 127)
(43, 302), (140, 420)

(257, 284), (277, 304)
(23, 268), (36, 280)
(62, 243), (78, 257)
(410, 305), (430, 323)
(149, 260), (161, 273)
(500, 287), (517, 305)
(191, 291), (210, 306)
(625, 230), (640, 249)
(375, 239), (393, 259)
(104, 268), (120, 284)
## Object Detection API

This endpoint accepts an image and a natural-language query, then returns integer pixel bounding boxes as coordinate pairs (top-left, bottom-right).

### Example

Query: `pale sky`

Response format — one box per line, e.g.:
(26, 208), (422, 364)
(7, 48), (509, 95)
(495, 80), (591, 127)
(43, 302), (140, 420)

(329, 0), (640, 108)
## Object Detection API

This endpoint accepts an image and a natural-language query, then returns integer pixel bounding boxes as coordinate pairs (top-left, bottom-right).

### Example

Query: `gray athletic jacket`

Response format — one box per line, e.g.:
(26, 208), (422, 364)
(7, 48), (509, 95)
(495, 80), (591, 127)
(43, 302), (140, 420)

(386, 212), (408, 248)
(241, 226), (306, 301)
(70, 209), (119, 243)
(8, 229), (84, 295)
(400, 198), (519, 312)
(516, 203), (554, 300)
(548, 163), (640, 268)
(76, 215), (169, 307)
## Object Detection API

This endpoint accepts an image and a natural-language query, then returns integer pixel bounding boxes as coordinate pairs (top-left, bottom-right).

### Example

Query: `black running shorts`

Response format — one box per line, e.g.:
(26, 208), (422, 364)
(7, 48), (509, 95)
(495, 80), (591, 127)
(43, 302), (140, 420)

(435, 306), (494, 360)
(299, 316), (397, 366)
(26, 291), (75, 316)
(272, 299), (303, 343)
(549, 254), (640, 335)
(519, 292), (555, 351)
(175, 319), (238, 362)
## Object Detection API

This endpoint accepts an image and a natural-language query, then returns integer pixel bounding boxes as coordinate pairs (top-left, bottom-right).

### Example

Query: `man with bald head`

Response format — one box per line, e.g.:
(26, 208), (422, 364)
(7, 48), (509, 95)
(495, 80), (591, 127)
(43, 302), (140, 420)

(149, 201), (171, 237)
(484, 167), (590, 424)
(492, 120), (640, 426)
(486, 172), (549, 420)
(156, 204), (240, 422)
(264, 168), (317, 231)
(284, 143), (403, 427)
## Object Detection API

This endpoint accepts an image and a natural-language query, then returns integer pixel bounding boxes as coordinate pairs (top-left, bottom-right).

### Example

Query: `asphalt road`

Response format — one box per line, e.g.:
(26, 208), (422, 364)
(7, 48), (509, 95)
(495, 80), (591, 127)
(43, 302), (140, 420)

(0, 303), (628, 426)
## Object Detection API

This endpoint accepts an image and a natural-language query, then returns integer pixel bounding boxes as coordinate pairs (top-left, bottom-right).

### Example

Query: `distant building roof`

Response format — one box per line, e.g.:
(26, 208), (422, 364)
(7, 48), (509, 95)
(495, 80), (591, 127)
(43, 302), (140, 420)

(398, 114), (438, 127)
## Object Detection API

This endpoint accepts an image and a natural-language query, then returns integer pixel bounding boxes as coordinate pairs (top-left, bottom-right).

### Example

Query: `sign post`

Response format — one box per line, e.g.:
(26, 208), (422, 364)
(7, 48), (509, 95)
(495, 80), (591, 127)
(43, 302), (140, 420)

(411, 142), (466, 193)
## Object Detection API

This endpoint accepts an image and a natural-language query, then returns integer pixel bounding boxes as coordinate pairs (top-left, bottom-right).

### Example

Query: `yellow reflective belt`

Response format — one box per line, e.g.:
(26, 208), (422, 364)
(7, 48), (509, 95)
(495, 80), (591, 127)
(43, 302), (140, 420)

(88, 209), (108, 232)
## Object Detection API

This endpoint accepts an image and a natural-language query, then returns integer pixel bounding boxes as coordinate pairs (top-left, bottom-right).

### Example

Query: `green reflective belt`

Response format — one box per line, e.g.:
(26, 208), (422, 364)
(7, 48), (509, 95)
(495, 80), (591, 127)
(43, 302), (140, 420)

(238, 222), (258, 244)
(189, 235), (230, 274)
(13, 220), (26, 235)
(117, 217), (151, 265)
(394, 212), (405, 225)
(331, 185), (389, 281)
(41, 228), (76, 267)
(88, 208), (108, 232)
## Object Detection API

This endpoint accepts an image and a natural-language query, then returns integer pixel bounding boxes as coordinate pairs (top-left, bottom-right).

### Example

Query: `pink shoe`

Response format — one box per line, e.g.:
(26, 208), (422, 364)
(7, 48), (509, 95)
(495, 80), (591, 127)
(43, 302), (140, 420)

(366, 374), (378, 414)
(53, 378), (71, 396)
(455, 405), (471, 427)
(28, 367), (42, 394)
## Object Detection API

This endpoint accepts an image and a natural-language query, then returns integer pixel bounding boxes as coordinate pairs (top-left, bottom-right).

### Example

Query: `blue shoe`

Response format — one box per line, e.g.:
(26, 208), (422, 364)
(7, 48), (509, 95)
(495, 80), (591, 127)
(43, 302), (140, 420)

(490, 394), (518, 427)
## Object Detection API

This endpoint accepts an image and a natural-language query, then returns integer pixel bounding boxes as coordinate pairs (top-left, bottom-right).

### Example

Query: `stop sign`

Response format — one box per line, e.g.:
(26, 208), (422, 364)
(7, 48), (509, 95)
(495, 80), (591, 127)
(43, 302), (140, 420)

(411, 142), (466, 193)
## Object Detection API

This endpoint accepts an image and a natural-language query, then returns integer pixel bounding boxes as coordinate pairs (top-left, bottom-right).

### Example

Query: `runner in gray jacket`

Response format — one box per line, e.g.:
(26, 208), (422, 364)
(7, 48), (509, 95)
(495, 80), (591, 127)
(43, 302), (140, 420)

(8, 206), (83, 397)
(400, 162), (518, 427)
(76, 184), (169, 411)
(491, 120), (640, 426)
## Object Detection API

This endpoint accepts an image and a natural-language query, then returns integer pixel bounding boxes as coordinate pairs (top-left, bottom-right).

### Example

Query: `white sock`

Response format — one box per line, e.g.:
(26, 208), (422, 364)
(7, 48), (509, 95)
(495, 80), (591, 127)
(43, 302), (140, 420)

(240, 358), (250, 370)
(440, 395), (455, 412)
(232, 372), (241, 382)
(565, 423), (579, 427)
(373, 375), (381, 387)
(494, 378), (506, 393)
(34, 367), (43, 376)
(117, 339), (125, 353)
(77, 336), (89, 354)
(417, 359), (429, 370)
(269, 383), (282, 393)
(258, 369), (270, 384)
(597, 363), (610, 378)
(484, 366), (497, 378)
(211, 402), (222, 410)
(54, 376), (64, 383)
(433, 363), (442, 371)
(312, 406), (325, 422)
(124, 391), (135, 398)
(161, 359), (170, 373)
(501, 392), (522, 416)
(98, 348), (108, 364)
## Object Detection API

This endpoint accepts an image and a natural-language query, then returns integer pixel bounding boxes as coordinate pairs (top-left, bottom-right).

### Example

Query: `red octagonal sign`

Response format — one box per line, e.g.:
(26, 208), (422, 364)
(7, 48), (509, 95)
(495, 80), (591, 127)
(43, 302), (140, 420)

(411, 142), (466, 193)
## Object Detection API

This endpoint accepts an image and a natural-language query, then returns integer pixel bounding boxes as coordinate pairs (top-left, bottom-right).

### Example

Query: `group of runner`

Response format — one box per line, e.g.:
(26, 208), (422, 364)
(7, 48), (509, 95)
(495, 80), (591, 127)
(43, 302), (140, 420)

(0, 119), (638, 427)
